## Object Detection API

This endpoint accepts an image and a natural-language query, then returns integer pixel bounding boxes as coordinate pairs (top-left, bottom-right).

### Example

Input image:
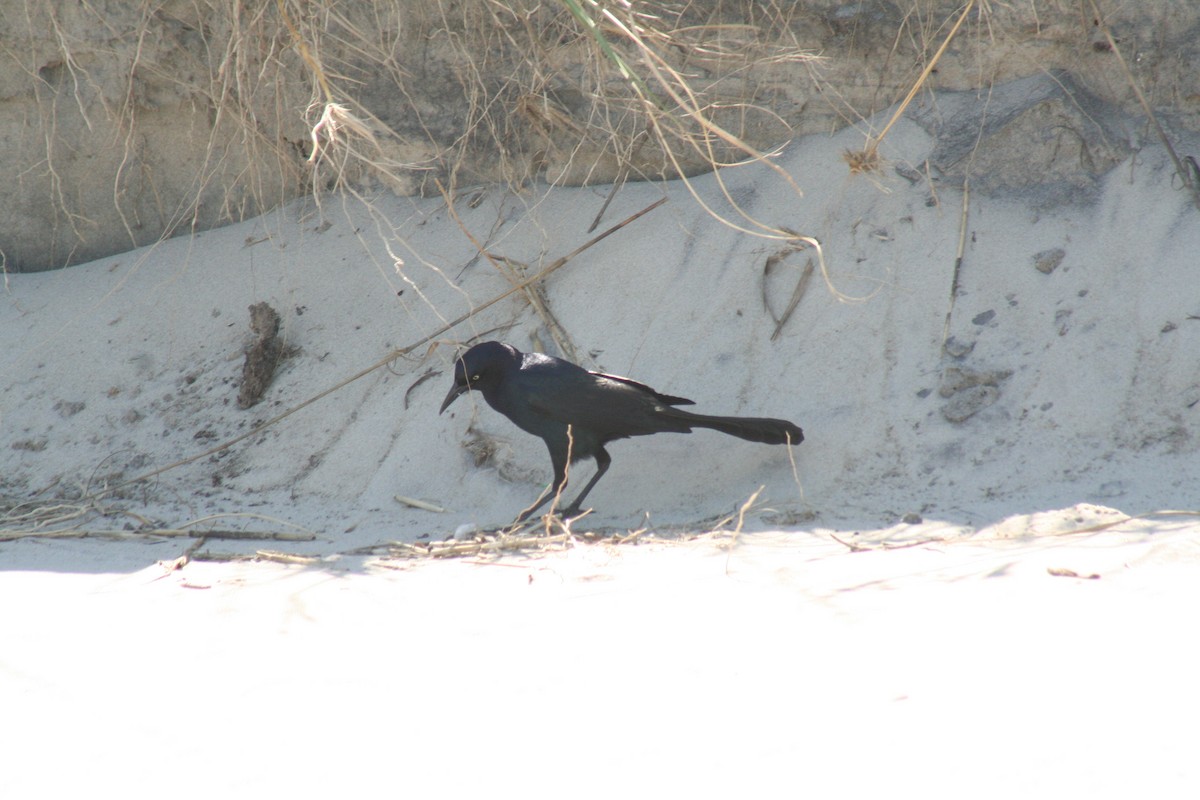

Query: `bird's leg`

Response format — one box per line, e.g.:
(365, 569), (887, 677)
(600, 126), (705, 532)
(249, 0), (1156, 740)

(561, 447), (610, 517)
(513, 444), (570, 524)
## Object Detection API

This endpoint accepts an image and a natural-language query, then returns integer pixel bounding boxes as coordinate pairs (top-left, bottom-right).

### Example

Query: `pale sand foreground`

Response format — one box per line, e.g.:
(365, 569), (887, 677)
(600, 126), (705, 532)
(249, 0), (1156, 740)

(3, 506), (1197, 797)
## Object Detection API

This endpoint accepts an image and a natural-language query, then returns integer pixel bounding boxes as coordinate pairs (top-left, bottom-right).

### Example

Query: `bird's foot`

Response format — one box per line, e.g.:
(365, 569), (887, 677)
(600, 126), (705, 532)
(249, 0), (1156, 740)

(506, 506), (590, 530)
(556, 504), (591, 521)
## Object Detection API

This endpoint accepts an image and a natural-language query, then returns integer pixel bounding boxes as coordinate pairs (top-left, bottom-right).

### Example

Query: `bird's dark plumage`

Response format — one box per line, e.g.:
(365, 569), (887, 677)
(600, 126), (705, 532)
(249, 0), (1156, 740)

(440, 341), (803, 521)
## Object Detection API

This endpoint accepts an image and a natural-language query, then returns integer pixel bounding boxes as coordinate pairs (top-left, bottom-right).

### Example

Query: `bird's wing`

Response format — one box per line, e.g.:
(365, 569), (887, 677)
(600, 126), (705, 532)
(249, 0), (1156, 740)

(517, 367), (691, 436)
(588, 371), (695, 406)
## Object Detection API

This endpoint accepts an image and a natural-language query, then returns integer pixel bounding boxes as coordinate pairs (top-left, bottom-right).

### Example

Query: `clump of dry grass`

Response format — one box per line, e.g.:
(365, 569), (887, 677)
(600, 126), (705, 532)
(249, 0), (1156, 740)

(1082, 0), (1200, 210)
(840, 0), (977, 175)
(547, 1), (818, 237)
(17, 0), (1001, 280)
(269, 1), (825, 239)
(12, 0), (1196, 274)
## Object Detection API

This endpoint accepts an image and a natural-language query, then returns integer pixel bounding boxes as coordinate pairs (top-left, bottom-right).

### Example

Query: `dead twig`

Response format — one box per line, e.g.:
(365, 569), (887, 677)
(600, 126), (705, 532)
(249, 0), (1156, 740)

(486, 253), (579, 363)
(941, 177), (971, 353)
(763, 250), (814, 342)
(0, 528), (316, 542)
(587, 126), (652, 233)
(384, 531), (574, 560)
(394, 495), (447, 513)
(256, 549), (323, 565)
(402, 369), (439, 410)
(829, 532), (948, 552)
(722, 485), (764, 574)
(437, 178), (579, 362)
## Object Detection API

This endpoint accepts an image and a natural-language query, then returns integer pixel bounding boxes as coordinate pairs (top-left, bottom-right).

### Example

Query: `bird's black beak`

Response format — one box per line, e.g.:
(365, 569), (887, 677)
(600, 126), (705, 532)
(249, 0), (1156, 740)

(440, 382), (468, 414)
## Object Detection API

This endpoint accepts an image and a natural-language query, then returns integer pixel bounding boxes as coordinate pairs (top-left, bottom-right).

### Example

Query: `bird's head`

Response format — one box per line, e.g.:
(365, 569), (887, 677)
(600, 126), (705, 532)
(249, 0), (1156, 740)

(439, 341), (518, 414)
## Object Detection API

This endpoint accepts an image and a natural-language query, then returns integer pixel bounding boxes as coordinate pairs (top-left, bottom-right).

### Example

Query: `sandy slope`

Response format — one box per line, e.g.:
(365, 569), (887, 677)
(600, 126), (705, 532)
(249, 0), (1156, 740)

(3, 109), (1200, 795)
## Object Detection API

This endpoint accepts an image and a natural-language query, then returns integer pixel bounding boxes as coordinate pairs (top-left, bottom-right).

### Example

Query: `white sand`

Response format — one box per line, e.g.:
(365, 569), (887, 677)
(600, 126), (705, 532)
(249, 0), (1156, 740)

(4, 112), (1199, 795)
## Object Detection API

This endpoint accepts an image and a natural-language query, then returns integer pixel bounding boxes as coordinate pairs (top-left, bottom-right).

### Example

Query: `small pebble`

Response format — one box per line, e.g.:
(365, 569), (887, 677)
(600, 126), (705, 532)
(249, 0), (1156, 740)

(1033, 248), (1066, 274)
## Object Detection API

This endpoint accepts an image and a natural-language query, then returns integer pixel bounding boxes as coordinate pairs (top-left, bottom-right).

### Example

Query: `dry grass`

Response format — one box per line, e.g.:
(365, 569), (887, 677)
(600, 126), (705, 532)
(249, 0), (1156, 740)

(282, 0), (826, 247)
(0, 489), (315, 543)
(1083, 0), (1200, 210)
(840, 0), (977, 173)
(12, 0), (1193, 273)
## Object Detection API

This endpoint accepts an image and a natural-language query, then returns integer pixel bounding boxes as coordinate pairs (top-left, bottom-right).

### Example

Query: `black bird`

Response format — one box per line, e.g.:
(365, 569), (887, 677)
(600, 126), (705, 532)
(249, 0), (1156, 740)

(439, 341), (803, 522)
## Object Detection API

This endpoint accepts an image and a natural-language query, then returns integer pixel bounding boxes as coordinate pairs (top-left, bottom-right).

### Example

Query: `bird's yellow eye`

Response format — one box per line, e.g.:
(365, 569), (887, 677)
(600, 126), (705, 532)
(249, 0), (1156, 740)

(470, 374), (480, 382)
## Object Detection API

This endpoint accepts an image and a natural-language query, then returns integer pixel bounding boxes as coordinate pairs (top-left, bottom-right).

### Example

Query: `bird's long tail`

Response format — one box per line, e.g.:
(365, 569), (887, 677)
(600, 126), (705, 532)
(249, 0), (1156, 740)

(667, 409), (803, 445)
